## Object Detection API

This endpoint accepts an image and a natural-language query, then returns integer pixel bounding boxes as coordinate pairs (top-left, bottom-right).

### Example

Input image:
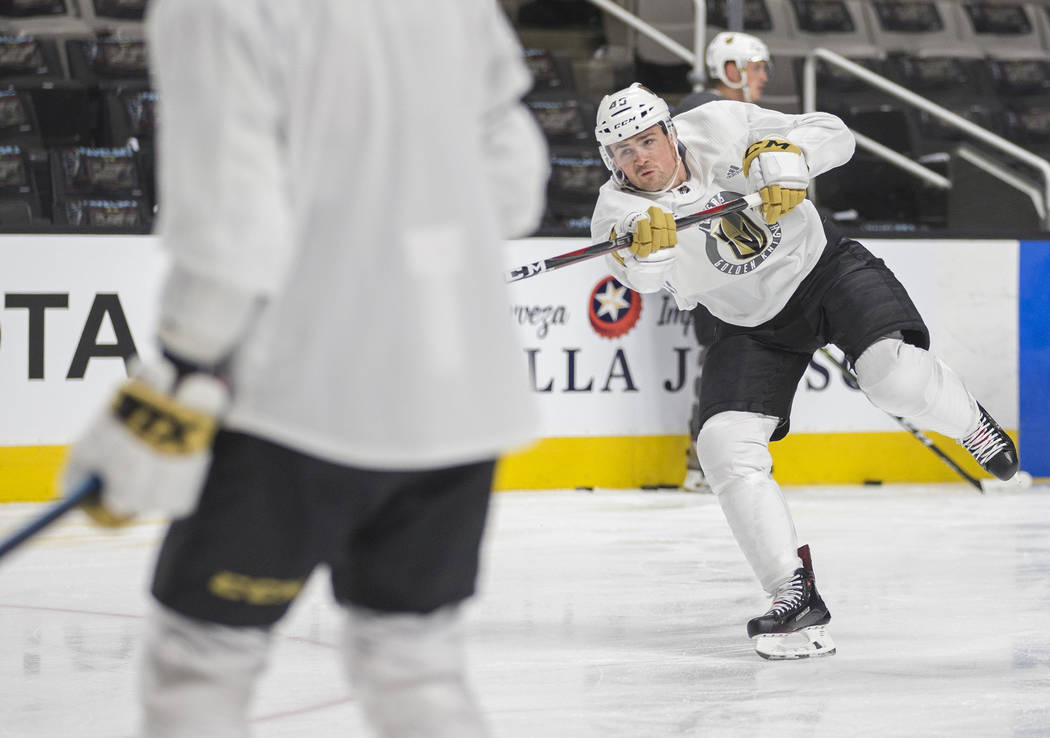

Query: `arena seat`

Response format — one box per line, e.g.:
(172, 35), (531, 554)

(0, 88), (43, 147)
(0, 0), (93, 39)
(524, 90), (593, 147)
(65, 35), (148, 86)
(0, 34), (66, 81)
(959, 1), (1048, 59)
(535, 144), (605, 236)
(0, 0), (73, 17)
(0, 143), (45, 224)
(1002, 100), (1050, 159)
(881, 53), (1003, 155)
(48, 143), (150, 229)
(52, 194), (148, 228)
(786, 0), (881, 56)
(0, 5), (94, 92)
(523, 48), (578, 95)
(16, 79), (92, 146)
(95, 82), (151, 145)
(0, 35), (92, 153)
(863, 0), (983, 56)
(74, 0), (145, 35)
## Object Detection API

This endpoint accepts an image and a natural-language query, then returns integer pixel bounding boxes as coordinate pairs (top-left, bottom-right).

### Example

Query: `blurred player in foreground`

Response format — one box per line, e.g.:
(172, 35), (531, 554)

(60, 1), (548, 735)
(589, 82), (1018, 660)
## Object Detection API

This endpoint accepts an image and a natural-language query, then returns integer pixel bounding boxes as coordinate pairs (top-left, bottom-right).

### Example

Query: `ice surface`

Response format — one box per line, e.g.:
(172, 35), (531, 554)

(1, 483), (1048, 737)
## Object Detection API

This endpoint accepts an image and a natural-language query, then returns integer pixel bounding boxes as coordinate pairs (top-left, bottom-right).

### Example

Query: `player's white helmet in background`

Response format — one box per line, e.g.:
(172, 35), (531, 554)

(595, 82), (678, 187)
(706, 31), (771, 101)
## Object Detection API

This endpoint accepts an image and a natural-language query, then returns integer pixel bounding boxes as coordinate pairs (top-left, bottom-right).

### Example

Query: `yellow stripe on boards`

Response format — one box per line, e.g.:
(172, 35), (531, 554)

(493, 431), (1022, 489)
(494, 436), (691, 490)
(767, 430), (1019, 485)
(0, 431), (1024, 502)
(0, 446), (68, 502)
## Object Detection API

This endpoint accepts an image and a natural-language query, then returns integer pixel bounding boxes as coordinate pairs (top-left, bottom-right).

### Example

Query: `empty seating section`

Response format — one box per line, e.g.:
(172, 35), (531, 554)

(524, 50), (602, 236)
(0, 0), (148, 230)
(505, 0), (1050, 234)
(1, 0), (1047, 233)
(956, 2), (1050, 161)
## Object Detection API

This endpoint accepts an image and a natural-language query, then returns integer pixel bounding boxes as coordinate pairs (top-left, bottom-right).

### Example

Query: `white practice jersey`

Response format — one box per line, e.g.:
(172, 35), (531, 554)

(147, 0), (549, 469)
(591, 100), (855, 327)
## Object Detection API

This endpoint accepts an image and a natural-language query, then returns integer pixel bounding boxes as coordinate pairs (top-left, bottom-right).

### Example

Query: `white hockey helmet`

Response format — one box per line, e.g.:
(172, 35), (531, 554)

(705, 31), (771, 91)
(594, 82), (677, 185)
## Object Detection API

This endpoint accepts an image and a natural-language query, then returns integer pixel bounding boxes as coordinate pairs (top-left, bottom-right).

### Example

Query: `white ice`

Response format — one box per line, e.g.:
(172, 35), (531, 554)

(2, 483), (1049, 738)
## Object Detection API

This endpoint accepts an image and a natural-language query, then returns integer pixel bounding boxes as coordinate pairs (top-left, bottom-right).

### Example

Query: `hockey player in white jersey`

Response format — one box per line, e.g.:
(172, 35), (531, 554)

(591, 83), (1019, 660)
(59, 0), (548, 736)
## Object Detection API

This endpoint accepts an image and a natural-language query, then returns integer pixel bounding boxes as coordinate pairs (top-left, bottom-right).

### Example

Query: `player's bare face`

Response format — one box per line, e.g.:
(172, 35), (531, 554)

(608, 125), (684, 192)
(745, 60), (769, 101)
(721, 60), (769, 102)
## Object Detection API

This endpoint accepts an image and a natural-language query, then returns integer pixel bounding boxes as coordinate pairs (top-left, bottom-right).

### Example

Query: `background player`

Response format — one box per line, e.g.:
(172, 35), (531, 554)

(676, 30), (772, 113)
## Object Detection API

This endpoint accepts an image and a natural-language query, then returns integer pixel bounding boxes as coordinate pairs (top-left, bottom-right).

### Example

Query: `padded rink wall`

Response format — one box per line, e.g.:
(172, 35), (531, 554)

(0, 236), (1044, 502)
(496, 237), (1041, 489)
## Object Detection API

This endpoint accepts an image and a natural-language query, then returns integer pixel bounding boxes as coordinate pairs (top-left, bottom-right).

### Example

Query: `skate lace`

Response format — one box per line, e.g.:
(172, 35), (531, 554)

(768, 573), (806, 616)
(960, 416), (1008, 465)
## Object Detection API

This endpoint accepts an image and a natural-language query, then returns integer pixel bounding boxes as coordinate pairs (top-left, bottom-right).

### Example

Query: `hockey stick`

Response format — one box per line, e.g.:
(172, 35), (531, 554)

(505, 192), (764, 283)
(0, 475), (101, 561)
(817, 348), (1032, 493)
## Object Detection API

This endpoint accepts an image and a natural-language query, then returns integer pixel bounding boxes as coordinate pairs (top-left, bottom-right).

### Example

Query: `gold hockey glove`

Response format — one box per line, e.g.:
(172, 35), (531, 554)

(742, 137), (809, 224)
(613, 205), (678, 260)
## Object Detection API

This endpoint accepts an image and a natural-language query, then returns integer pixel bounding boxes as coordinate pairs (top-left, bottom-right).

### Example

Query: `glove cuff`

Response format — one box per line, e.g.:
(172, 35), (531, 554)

(130, 355), (231, 417)
(616, 211), (647, 237)
(743, 137), (802, 177)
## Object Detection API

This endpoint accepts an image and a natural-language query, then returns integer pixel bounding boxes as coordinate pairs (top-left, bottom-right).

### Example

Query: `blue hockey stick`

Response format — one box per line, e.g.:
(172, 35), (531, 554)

(0, 475), (101, 561)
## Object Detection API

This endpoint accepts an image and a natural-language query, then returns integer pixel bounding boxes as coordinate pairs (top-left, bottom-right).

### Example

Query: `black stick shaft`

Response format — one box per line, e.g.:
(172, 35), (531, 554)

(505, 192), (763, 283)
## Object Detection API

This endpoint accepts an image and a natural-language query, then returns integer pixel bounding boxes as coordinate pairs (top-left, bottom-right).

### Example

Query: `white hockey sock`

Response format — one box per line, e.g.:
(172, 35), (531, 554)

(716, 473), (803, 595)
(855, 338), (979, 438)
(344, 604), (489, 738)
(698, 412), (803, 594)
(139, 604), (271, 738)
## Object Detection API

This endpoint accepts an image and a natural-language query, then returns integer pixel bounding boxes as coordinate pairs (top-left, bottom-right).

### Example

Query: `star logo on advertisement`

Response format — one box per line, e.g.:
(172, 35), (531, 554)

(588, 276), (641, 339)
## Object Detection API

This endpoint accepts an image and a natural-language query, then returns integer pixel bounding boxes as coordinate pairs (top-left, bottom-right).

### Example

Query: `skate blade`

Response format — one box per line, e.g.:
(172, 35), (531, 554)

(753, 625), (836, 661)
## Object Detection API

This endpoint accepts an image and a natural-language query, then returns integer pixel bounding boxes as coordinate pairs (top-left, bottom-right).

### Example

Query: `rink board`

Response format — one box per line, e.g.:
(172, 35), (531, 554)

(0, 235), (1042, 501)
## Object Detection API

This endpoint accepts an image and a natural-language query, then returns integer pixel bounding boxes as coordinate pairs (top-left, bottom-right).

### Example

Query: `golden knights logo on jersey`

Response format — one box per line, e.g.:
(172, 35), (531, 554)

(714, 210), (768, 259)
(703, 191), (781, 275)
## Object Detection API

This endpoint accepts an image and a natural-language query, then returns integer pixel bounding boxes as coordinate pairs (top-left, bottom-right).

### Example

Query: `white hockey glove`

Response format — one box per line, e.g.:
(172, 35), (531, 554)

(611, 205), (678, 263)
(61, 355), (230, 527)
(742, 137), (809, 225)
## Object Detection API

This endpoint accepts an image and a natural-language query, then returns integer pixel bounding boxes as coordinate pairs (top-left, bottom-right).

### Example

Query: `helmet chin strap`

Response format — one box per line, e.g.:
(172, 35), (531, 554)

(721, 64), (751, 102)
(655, 156), (683, 193)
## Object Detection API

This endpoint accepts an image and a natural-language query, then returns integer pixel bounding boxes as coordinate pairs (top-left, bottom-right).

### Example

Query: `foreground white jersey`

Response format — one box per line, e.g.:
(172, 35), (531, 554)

(147, 0), (548, 469)
(591, 100), (854, 327)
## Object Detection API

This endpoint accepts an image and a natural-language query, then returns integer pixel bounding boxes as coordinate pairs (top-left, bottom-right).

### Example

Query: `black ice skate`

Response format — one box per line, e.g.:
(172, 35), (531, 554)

(747, 545), (835, 660)
(958, 403), (1019, 481)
